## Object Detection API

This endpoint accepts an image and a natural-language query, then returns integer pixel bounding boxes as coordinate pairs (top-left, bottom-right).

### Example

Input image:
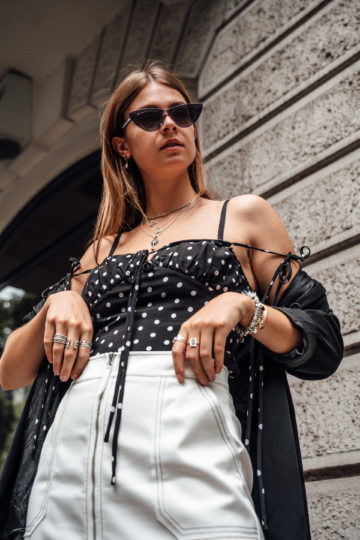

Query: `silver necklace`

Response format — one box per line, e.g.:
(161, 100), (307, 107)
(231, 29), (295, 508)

(141, 195), (200, 251)
(145, 199), (197, 221)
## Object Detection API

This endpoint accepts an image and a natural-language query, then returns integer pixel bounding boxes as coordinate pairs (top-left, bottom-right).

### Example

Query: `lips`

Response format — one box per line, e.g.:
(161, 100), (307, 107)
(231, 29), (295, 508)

(160, 138), (183, 150)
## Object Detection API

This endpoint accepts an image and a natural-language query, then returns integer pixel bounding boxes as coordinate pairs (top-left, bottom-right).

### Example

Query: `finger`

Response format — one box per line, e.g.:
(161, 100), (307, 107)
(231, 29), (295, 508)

(212, 325), (228, 374)
(52, 324), (68, 376)
(198, 324), (216, 381)
(185, 328), (209, 386)
(44, 317), (56, 364)
(70, 330), (93, 381)
(172, 330), (187, 383)
(59, 315), (93, 381)
(59, 335), (78, 382)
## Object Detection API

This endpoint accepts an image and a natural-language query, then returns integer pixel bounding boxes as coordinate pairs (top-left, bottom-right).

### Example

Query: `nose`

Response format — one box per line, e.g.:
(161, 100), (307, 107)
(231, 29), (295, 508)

(160, 111), (176, 130)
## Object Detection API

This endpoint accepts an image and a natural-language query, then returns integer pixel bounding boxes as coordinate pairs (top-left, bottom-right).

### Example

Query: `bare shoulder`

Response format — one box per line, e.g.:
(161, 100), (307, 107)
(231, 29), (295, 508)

(70, 234), (115, 295)
(228, 195), (300, 300)
(80, 234), (115, 268)
(229, 194), (275, 222)
(229, 194), (293, 251)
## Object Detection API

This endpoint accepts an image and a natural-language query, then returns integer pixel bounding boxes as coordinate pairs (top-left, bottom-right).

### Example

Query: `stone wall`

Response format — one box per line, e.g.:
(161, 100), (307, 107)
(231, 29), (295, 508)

(200, 0), (360, 537)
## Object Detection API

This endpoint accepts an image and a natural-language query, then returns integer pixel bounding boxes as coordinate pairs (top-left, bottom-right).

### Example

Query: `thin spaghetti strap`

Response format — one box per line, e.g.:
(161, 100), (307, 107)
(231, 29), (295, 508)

(108, 228), (123, 257)
(230, 242), (287, 257)
(217, 199), (229, 240)
(230, 242), (311, 260)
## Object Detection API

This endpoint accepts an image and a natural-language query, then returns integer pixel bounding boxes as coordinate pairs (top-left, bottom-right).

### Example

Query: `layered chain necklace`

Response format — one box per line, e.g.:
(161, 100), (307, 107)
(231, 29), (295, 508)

(141, 194), (200, 252)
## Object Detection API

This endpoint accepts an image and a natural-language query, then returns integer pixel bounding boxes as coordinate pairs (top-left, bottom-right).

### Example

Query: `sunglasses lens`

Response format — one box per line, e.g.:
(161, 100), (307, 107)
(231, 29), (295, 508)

(132, 110), (163, 131)
(171, 104), (202, 127)
(171, 105), (193, 127)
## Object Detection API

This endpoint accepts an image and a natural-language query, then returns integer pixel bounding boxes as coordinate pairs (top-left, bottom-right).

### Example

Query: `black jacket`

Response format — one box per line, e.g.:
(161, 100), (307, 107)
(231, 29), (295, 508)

(0, 266), (343, 540)
(228, 268), (343, 539)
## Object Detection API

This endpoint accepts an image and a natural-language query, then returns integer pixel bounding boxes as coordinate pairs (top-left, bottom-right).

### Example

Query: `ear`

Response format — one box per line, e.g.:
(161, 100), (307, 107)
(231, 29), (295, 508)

(112, 136), (130, 158)
(193, 125), (197, 140)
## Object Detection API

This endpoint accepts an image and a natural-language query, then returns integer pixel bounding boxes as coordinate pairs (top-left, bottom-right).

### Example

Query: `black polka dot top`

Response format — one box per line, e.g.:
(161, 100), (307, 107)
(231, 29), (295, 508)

(82, 236), (251, 356)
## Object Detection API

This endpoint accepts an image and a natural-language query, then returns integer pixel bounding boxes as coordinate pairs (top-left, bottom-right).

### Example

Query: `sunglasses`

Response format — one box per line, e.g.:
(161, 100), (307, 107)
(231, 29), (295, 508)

(121, 103), (203, 132)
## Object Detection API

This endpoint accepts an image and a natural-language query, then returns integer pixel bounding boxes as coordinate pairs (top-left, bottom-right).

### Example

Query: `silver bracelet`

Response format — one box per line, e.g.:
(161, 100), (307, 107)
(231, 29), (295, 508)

(235, 291), (266, 343)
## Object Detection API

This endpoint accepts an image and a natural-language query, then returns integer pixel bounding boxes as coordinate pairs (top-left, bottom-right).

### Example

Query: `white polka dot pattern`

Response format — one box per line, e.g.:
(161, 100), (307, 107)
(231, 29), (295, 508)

(79, 240), (250, 355)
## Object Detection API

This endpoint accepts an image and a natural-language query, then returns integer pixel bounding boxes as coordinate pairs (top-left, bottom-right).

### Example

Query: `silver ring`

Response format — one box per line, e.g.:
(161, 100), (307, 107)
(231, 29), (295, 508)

(188, 337), (199, 348)
(172, 333), (186, 344)
(73, 339), (80, 350)
(53, 334), (70, 348)
(78, 340), (92, 350)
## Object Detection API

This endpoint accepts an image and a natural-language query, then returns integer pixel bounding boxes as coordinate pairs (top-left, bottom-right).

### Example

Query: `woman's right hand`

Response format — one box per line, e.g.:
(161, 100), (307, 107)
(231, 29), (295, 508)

(43, 290), (93, 382)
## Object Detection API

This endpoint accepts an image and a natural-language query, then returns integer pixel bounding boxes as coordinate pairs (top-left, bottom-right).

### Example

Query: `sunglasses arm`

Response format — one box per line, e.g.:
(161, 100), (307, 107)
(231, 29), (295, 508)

(121, 117), (133, 130)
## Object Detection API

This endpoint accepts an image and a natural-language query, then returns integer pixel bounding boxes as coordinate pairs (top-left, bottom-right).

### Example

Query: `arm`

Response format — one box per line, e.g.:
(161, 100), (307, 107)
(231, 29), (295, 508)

(0, 277), (66, 390)
(229, 195), (343, 378)
(0, 236), (114, 390)
(227, 194), (304, 354)
(172, 195), (343, 385)
(172, 195), (304, 383)
(0, 277), (92, 390)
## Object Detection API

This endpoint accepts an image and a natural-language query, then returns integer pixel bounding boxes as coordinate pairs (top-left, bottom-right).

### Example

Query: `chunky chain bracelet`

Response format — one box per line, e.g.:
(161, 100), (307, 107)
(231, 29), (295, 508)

(235, 291), (267, 343)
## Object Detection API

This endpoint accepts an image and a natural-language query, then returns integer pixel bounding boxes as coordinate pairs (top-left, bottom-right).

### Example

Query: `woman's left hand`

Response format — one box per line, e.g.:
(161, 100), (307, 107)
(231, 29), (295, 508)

(172, 292), (254, 385)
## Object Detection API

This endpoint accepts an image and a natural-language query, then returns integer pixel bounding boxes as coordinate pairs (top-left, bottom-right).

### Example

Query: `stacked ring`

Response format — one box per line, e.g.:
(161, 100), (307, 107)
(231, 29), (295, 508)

(73, 339), (92, 350)
(79, 340), (92, 350)
(52, 334), (71, 348)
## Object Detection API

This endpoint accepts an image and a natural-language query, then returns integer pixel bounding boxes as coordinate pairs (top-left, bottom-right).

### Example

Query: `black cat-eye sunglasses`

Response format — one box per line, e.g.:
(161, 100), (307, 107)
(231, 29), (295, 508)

(122, 103), (203, 132)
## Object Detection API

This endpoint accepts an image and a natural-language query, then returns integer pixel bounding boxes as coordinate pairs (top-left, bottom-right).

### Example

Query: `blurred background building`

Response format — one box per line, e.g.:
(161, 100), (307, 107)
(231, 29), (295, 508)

(0, 0), (359, 537)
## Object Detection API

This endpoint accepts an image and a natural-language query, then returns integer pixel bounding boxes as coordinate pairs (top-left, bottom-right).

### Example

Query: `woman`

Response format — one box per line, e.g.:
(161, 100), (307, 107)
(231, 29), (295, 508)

(0, 61), (343, 540)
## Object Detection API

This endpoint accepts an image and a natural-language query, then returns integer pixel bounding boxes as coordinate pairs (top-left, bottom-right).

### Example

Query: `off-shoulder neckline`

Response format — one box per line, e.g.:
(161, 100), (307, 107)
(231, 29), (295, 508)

(109, 238), (237, 260)
(78, 238), (252, 298)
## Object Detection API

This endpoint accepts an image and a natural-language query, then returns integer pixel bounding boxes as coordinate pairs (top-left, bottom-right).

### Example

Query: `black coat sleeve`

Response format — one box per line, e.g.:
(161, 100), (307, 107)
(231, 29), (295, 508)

(265, 269), (344, 380)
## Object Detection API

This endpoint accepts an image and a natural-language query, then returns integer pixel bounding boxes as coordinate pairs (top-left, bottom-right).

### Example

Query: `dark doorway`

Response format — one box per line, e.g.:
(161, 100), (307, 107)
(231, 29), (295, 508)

(0, 151), (102, 296)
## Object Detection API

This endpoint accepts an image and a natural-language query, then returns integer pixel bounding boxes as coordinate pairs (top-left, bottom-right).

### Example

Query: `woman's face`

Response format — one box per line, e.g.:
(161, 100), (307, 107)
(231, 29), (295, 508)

(113, 81), (197, 181)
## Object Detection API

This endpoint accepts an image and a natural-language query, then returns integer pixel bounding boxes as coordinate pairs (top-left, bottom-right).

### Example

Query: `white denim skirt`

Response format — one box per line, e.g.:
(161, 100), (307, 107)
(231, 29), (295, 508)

(24, 350), (263, 540)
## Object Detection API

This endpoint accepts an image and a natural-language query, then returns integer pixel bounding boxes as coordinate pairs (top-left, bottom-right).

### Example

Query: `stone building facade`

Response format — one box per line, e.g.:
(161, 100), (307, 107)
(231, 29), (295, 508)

(198, 2), (360, 537)
(0, 0), (359, 537)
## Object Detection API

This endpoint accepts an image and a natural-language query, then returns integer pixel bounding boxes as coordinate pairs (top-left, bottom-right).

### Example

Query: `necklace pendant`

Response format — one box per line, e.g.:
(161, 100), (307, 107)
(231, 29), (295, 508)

(154, 227), (162, 234)
(151, 237), (159, 248)
(149, 220), (156, 227)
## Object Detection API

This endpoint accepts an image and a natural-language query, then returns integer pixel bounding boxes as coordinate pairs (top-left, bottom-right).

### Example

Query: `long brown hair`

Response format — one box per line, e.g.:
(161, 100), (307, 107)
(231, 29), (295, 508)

(90, 60), (213, 262)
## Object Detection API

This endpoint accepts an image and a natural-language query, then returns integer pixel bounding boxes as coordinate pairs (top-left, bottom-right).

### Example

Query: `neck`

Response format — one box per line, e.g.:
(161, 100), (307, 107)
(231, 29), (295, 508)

(142, 171), (198, 217)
